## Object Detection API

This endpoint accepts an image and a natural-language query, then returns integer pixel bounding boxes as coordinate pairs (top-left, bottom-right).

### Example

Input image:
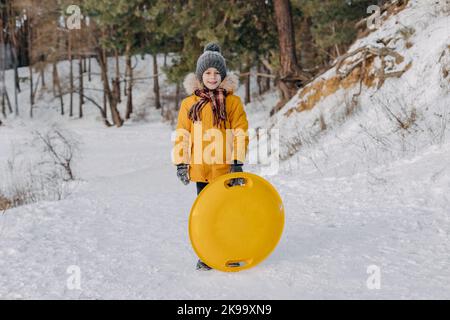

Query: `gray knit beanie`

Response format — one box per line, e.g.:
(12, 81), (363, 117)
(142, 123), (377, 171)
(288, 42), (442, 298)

(196, 42), (227, 82)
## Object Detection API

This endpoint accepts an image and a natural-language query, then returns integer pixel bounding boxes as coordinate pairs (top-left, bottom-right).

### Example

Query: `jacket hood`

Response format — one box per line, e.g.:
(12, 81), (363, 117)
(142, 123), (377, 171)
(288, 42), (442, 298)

(183, 72), (239, 95)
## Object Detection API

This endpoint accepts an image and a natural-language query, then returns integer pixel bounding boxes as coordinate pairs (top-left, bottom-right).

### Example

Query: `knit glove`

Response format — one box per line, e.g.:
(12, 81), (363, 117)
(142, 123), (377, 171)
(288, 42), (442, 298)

(176, 163), (190, 185)
(228, 160), (245, 186)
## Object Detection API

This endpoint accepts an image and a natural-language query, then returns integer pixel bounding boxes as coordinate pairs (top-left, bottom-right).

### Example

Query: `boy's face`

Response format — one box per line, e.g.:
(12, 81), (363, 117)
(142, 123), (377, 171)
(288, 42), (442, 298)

(202, 67), (221, 90)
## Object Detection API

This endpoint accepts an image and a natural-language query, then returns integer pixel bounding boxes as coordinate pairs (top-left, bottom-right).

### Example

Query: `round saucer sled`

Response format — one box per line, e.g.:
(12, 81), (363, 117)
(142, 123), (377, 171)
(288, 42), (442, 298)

(189, 172), (285, 272)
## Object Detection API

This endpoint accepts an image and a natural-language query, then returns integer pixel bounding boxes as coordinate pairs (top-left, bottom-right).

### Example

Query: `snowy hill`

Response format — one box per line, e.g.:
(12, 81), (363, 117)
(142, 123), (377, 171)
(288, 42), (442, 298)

(271, 0), (450, 176)
(0, 0), (450, 299)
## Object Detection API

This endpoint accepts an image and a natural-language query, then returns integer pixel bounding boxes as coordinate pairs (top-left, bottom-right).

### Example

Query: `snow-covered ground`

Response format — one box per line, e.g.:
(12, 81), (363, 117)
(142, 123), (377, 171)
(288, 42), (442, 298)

(1, 98), (449, 299)
(0, 0), (449, 299)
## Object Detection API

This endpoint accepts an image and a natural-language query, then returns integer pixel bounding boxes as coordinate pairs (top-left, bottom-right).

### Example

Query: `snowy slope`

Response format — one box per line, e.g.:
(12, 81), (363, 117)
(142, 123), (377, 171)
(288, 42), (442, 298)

(1, 0), (450, 299)
(1, 108), (449, 299)
(272, 0), (450, 177)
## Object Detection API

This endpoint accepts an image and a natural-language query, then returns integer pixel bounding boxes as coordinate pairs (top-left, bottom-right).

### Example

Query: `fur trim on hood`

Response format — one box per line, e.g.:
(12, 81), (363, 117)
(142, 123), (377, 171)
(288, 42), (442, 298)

(183, 72), (239, 95)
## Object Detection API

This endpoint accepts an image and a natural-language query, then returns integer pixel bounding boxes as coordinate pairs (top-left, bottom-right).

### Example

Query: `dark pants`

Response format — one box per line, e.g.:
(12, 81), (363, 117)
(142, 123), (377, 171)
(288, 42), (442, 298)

(195, 182), (210, 267)
(196, 182), (209, 195)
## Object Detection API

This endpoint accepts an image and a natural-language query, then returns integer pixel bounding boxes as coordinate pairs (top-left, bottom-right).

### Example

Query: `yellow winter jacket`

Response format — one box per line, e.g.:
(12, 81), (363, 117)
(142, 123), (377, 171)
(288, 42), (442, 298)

(173, 72), (249, 183)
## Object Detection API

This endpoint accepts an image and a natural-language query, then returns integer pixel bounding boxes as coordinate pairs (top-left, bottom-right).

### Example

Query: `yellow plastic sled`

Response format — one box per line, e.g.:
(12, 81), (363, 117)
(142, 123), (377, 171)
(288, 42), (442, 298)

(189, 172), (284, 272)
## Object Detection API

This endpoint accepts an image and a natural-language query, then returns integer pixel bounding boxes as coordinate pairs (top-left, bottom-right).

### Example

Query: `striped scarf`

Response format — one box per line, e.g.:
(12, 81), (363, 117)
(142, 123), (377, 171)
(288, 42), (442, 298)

(188, 87), (228, 128)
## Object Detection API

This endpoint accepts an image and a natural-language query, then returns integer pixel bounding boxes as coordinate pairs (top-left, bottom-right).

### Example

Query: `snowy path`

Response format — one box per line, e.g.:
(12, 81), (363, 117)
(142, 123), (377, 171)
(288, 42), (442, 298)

(1, 119), (450, 299)
(1, 0), (450, 299)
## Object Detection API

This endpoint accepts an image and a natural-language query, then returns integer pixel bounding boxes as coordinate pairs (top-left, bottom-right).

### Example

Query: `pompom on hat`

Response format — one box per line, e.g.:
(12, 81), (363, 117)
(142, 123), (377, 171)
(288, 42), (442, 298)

(195, 42), (227, 82)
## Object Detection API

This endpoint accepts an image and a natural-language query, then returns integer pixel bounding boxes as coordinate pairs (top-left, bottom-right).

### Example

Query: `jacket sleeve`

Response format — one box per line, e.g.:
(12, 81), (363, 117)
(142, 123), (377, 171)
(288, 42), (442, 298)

(229, 96), (249, 163)
(172, 99), (192, 165)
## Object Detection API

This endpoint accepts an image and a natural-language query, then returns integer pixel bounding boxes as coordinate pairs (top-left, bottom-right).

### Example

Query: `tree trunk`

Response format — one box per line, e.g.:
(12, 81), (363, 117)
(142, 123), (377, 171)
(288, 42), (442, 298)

(125, 43), (133, 119)
(26, 18), (34, 118)
(174, 81), (180, 111)
(97, 47), (123, 127)
(114, 49), (121, 103)
(68, 31), (73, 117)
(52, 61), (57, 97)
(124, 67), (127, 97)
(263, 62), (271, 92)
(242, 56), (251, 104)
(3, 1), (20, 118)
(153, 53), (161, 110)
(6, 92), (12, 114)
(79, 54), (84, 118)
(7, 0), (20, 116)
(257, 61), (263, 95)
(88, 56), (92, 82)
(29, 63), (33, 118)
(1, 97), (5, 119)
(273, 0), (306, 114)
(103, 90), (107, 119)
(12, 46), (19, 115)
(21, 14), (30, 67)
(0, 17), (10, 117)
(245, 72), (251, 104)
(1, 44), (5, 119)
(274, 0), (300, 76)
(102, 47), (107, 119)
(40, 63), (45, 88)
(52, 63), (64, 115)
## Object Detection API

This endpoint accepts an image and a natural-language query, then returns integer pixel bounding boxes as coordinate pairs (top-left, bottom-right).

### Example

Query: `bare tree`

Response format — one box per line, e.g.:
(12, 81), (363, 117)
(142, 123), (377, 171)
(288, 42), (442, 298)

(52, 61), (64, 115)
(0, 2), (14, 120)
(33, 127), (79, 181)
(79, 52), (84, 118)
(68, 29), (74, 116)
(96, 45), (124, 127)
(1, 24), (13, 120)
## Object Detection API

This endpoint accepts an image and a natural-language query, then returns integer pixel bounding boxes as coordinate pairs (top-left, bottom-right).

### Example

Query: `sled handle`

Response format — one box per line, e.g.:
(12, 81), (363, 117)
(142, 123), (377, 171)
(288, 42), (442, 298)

(224, 258), (253, 270)
(223, 173), (254, 189)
